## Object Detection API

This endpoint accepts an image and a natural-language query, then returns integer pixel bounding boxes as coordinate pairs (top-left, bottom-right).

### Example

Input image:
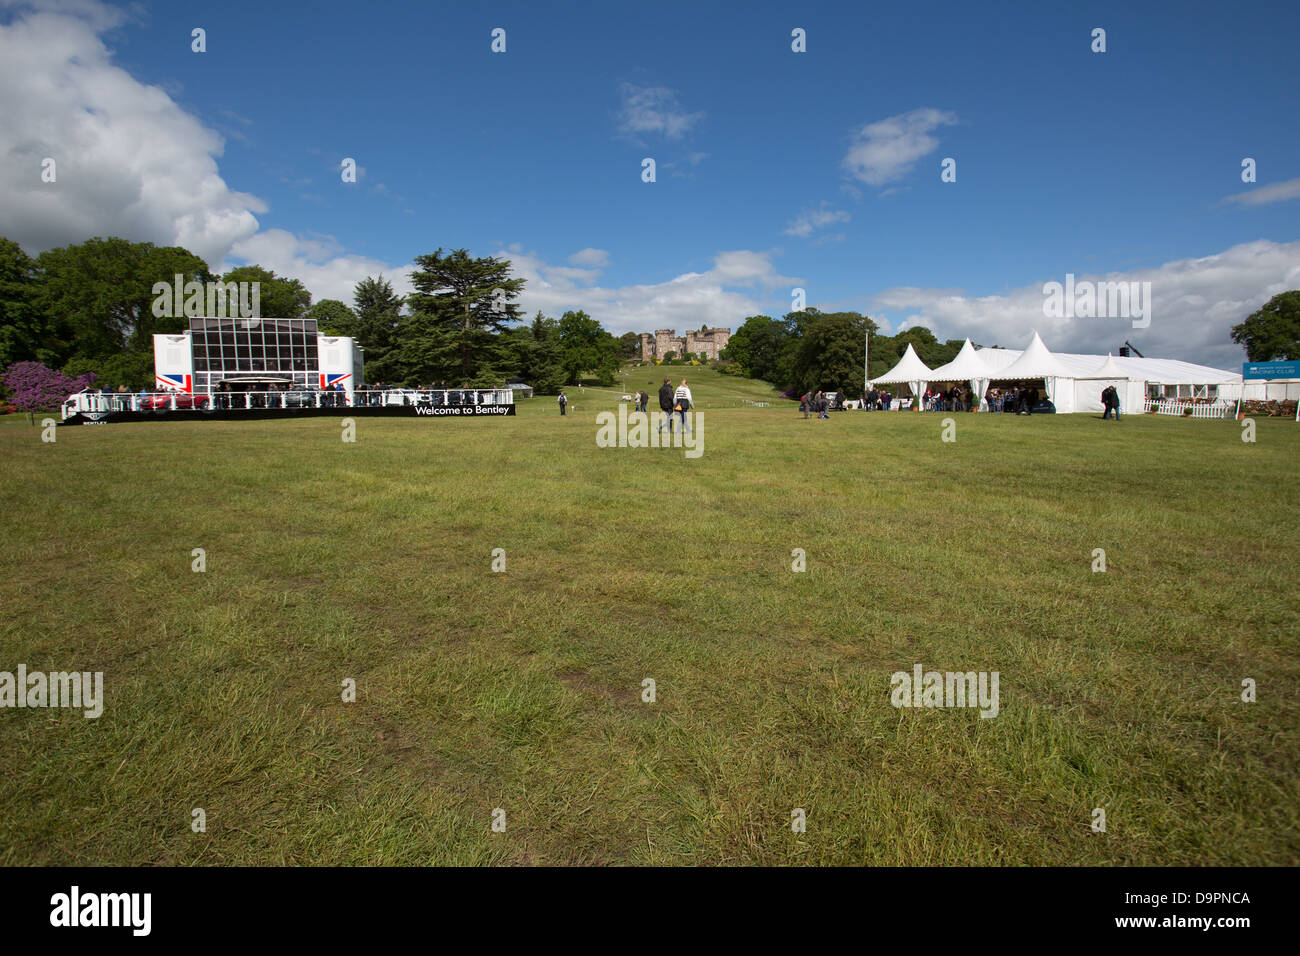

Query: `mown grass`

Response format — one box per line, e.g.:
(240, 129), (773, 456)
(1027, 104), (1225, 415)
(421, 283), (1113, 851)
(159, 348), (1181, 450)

(0, 378), (1296, 866)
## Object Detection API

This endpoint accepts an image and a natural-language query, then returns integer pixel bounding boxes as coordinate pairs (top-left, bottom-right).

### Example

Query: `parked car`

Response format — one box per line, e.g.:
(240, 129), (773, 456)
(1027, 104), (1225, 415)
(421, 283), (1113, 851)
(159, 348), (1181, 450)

(280, 389), (317, 408)
(381, 389), (423, 406)
(142, 392), (210, 411)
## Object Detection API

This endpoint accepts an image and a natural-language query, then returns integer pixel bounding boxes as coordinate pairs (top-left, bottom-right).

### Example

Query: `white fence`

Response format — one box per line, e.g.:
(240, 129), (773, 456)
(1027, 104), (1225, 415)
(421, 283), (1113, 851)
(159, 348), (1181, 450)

(62, 387), (514, 419)
(1142, 399), (1232, 419)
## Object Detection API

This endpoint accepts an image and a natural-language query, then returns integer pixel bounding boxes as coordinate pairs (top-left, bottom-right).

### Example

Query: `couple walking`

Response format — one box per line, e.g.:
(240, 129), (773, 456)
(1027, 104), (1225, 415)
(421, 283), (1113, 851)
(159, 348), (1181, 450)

(657, 377), (693, 434)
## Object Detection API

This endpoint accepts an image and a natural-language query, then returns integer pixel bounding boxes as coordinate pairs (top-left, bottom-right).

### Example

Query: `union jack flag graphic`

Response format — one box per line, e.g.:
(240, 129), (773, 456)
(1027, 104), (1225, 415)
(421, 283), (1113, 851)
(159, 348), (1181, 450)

(319, 372), (351, 389)
(155, 373), (192, 392)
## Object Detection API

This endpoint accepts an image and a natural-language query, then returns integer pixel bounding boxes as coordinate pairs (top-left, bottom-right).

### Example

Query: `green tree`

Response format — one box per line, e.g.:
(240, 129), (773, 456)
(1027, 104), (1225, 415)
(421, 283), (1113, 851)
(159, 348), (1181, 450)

(503, 316), (566, 394)
(36, 237), (211, 366)
(0, 238), (45, 368)
(616, 331), (640, 359)
(305, 299), (358, 334)
(346, 275), (405, 381)
(557, 310), (619, 385)
(399, 249), (525, 384)
(220, 265), (312, 318)
(788, 312), (875, 397)
(1232, 291), (1300, 361)
(721, 314), (787, 381)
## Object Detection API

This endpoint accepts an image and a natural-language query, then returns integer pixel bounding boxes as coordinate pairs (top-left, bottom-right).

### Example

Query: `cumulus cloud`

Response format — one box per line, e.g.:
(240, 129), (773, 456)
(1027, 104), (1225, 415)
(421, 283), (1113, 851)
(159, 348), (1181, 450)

(568, 247), (610, 268)
(843, 107), (958, 187)
(869, 239), (1300, 368)
(785, 202), (851, 237)
(0, 0), (264, 265)
(617, 82), (704, 140)
(1221, 177), (1300, 207)
(223, 229), (413, 305)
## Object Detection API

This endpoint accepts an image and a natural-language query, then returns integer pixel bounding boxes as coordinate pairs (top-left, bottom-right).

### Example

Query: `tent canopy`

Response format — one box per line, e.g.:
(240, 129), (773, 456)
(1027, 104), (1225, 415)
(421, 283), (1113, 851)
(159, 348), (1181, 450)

(871, 342), (932, 388)
(925, 339), (989, 382)
(1079, 353), (1134, 380)
(987, 331), (1072, 381)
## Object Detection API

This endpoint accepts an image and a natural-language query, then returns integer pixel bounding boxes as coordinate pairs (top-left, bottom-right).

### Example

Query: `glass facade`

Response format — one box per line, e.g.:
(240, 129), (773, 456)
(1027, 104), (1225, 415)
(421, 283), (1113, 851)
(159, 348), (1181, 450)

(190, 317), (318, 391)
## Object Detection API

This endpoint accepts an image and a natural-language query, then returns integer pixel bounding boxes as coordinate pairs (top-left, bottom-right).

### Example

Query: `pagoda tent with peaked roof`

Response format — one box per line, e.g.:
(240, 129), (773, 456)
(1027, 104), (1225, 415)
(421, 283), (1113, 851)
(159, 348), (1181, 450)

(924, 338), (996, 410)
(986, 331), (1077, 411)
(869, 343), (932, 405)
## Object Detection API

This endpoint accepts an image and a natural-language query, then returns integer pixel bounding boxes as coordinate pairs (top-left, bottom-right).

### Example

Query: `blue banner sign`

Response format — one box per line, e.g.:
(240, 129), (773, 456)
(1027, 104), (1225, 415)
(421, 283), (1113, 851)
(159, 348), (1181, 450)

(1243, 360), (1300, 379)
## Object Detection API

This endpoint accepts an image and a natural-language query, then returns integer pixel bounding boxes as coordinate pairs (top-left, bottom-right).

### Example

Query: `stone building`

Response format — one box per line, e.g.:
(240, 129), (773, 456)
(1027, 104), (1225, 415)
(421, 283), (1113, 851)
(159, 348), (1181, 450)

(638, 326), (731, 361)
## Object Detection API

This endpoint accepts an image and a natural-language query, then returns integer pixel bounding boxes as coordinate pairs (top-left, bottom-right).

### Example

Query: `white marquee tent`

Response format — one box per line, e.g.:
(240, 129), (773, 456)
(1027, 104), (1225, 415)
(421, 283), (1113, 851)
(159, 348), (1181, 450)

(869, 342), (932, 399)
(926, 338), (994, 410)
(870, 331), (1246, 413)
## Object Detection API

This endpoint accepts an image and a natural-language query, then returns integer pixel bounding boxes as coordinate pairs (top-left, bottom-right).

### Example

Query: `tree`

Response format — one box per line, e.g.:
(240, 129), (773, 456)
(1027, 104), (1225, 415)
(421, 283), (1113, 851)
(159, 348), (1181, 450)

(503, 316), (566, 394)
(721, 314), (788, 381)
(306, 299), (358, 335)
(0, 238), (44, 368)
(220, 265), (311, 318)
(1232, 291), (1300, 361)
(788, 312), (875, 397)
(399, 249), (525, 384)
(346, 275), (405, 381)
(617, 331), (641, 359)
(37, 238), (210, 365)
(1, 361), (97, 422)
(556, 310), (619, 385)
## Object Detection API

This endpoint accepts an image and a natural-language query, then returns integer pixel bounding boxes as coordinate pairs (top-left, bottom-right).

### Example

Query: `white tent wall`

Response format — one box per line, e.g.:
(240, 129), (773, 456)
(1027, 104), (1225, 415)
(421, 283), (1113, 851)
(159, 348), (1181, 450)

(1241, 380), (1300, 401)
(1073, 378), (1138, 413)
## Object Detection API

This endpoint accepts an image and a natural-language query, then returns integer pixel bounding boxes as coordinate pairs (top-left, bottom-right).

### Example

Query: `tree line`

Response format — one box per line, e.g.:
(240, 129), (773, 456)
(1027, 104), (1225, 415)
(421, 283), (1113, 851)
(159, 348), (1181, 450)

(722, 292), (1300, 398)
(0, 236), (640, 393)
(4, 233), (1296, 398)
(719, 310), (973, 399)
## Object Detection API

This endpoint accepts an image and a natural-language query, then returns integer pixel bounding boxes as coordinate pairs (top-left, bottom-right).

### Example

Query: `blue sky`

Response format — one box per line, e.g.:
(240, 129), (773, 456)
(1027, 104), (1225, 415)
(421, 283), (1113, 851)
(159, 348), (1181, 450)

(2, 0), (1298, 366)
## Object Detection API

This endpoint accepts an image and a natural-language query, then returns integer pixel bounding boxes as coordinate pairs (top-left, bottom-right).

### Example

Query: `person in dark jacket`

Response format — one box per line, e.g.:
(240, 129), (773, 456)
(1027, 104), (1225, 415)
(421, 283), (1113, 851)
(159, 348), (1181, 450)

(558, 391), (567, 415)
(1102, 385), (1121, 420)
(657, 378), (675, 433)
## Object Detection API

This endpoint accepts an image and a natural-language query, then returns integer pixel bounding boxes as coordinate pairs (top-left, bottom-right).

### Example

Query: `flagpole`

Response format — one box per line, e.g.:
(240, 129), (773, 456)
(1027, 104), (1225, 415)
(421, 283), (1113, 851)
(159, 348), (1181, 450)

(864, 327), (870, 395)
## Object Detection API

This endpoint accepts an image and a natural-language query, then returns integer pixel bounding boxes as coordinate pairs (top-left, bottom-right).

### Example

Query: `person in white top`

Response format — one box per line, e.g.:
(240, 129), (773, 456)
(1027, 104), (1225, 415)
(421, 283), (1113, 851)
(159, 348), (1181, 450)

(673, 379), (693, 434)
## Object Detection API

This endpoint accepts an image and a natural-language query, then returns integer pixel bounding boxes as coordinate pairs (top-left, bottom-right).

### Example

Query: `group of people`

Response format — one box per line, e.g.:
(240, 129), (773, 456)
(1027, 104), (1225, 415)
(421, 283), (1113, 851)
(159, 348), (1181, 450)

(799, 390), (840, 418)
(922, 385), (972, 412)
(861, 388), (894, 411)
(985, 385), (1039, 415)
(558, 377), (694, 434)
(658, 377), (693, 433)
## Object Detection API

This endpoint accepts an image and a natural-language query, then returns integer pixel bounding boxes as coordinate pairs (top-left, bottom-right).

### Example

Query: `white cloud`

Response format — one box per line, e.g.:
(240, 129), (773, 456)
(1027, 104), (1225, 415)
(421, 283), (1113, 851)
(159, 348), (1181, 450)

(617, 82), (704, 140)
(495, 246), (801, 335)
(0, 1), (264, 265)
(843, 107), (958, 187)
(224, 229), (412, 306)
(1221, 177), (1300, 207)
(568, 247), (610, 268)
(870, 239), (1300, 368)
(785, 202), (851, 237)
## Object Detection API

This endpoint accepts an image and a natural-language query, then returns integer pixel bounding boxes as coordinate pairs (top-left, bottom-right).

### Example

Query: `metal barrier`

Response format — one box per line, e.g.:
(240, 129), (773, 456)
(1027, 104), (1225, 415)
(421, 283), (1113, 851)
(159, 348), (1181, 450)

(62, 387), (516, 419)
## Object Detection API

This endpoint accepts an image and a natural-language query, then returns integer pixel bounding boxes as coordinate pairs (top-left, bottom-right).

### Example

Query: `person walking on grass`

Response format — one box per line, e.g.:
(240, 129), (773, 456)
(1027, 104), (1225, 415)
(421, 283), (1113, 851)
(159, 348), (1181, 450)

(658, 377), (675, 434)
(673, 378), (693, 434)
(1102, 384), (1121, 421)
(558, 391), (567, 416)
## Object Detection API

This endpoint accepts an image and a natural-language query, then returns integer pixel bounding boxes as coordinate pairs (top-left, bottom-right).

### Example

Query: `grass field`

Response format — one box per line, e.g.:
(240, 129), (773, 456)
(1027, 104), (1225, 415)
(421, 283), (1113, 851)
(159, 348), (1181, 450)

(2, 367), (1297, 865)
